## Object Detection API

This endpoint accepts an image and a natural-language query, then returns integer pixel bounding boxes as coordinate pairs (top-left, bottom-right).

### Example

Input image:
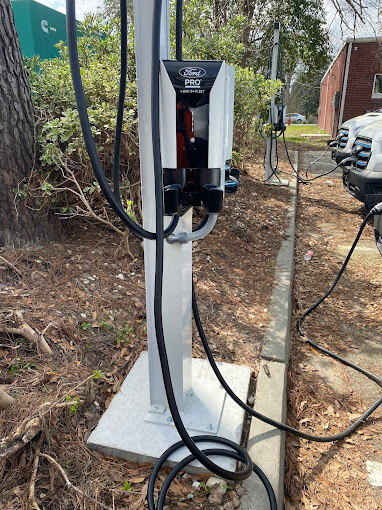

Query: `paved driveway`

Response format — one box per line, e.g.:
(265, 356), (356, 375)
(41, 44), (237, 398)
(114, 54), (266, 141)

(302, 150), (343, 178)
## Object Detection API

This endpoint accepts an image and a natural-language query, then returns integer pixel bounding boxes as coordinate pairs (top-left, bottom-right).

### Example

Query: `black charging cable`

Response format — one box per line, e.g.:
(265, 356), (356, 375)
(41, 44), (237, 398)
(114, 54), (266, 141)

(65, 1), (275, 507)
(149, 157), (382, 507)
(112, 0), (128, 205)
(192, 207), (382, 445)
(148, 2), (272, 508)
(66, 0), (179, 241)
(175, 0), (183, 61)
(271, 37), (340, 183)
(282, 129), (346, 183)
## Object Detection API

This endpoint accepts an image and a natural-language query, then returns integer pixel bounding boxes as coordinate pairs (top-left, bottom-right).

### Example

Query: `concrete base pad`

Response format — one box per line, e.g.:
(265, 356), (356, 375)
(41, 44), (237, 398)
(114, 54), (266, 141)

(266, 178), (289, 186)
(88, 352), (251, 472)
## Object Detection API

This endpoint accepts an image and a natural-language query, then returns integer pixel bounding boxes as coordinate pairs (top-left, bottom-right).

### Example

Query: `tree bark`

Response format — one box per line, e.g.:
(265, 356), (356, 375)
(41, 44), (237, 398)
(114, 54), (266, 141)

(0, 0), (64, 248)
(240, 0), (257, 67)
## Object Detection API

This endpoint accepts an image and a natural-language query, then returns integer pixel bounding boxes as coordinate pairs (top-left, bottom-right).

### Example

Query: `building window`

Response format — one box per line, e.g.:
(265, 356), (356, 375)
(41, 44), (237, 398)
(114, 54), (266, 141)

(372, 74), (382, 98)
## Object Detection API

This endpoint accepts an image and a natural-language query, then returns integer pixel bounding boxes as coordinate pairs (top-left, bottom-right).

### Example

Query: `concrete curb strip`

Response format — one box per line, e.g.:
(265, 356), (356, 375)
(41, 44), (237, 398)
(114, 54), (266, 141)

(241, 164), (297, 510)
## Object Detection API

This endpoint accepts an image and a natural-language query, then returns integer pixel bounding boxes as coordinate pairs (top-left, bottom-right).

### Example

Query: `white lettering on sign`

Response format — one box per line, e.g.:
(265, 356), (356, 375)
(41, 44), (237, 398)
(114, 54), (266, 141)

(185, 78), (201, 88)
(41, 19), (49, 33)
(179, 67), (206, 78)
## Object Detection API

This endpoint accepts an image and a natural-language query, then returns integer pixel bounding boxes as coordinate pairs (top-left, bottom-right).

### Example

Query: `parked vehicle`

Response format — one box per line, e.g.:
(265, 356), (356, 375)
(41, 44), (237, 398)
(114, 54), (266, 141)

(287, 112), (306, 123)
(342, 119), (382, 211)
(332, 109), (382, 164)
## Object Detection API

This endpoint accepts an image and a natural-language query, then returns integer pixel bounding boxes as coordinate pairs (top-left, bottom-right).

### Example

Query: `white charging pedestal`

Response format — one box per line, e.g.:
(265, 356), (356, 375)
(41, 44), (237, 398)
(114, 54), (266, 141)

(265, 22), (288, 186)
(87, 0), (250, 472)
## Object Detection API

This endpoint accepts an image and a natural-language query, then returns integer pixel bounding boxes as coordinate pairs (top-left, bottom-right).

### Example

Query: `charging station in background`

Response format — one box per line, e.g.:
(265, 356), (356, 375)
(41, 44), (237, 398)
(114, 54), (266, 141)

(264, 22), (288, 186)
(87, 0), (250, 471)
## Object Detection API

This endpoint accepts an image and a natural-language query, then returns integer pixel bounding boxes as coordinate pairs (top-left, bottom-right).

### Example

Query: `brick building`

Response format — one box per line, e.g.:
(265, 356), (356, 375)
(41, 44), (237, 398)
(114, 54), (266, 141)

(318, 37), (382, 136)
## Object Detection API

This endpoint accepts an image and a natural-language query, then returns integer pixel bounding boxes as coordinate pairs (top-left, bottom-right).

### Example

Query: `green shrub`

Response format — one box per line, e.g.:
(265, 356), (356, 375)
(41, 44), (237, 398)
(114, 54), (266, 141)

(23, 15), (139, 247)
(22, 12), (280, 237)
(234, 68), (281, 152)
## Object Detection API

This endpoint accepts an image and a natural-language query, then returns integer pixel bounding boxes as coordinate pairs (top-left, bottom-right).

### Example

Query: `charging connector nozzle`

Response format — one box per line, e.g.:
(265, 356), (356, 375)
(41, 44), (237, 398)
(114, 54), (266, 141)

(371, 201), (382, 214)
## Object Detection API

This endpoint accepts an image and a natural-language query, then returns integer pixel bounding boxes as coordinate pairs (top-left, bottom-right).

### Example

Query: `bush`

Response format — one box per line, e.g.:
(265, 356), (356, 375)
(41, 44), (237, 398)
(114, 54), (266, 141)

(22, 12), (280, 249)
(22, 15), (139, 255)
(234, 68), (281, 154)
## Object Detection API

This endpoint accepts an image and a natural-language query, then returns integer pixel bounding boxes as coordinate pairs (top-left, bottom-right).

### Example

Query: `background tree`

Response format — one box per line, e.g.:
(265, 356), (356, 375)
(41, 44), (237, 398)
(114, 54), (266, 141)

(288, 69), (325, 119)
(326, 0), (380, 34)
(240, 0), (330, 108)
(99, 0), (133, 20)
(0, 0), (63, 248)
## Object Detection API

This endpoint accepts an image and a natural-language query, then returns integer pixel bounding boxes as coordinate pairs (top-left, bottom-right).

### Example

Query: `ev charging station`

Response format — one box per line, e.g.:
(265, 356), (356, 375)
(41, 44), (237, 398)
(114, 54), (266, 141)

(65, 0), (382, 504)
(265, 23), (288, 186)
(87, 0), (251, 470)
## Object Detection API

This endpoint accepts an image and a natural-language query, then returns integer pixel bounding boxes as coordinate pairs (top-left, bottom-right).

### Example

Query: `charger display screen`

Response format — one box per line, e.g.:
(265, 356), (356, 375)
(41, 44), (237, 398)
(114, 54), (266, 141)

(176, 91), (209, 169)
(163, 60), (223, 170)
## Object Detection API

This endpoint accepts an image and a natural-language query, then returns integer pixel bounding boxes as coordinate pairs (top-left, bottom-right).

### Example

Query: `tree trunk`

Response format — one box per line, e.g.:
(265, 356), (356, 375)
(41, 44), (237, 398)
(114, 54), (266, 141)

(0, 0), (64, 248)
(240, 0), (256, 68)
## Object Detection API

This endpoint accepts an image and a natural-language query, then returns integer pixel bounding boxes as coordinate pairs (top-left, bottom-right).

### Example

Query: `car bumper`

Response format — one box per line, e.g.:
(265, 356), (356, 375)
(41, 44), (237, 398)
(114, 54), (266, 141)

(343, 167), (382, 204)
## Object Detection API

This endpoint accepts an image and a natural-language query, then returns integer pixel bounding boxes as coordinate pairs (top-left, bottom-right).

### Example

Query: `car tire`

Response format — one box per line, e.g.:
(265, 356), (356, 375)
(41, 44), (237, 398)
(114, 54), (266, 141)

(297, 119), (302, 123)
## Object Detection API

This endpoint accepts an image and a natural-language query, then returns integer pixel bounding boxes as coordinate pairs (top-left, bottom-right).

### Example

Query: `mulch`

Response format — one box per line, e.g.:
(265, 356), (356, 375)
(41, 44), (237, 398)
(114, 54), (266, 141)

(0, 160), (291, 509)
(284, 159), (382, 509)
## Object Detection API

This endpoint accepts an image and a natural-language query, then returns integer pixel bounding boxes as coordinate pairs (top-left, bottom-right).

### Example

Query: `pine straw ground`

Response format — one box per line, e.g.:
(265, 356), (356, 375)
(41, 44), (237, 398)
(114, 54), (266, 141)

(0, 161), (291, 510)
(284, 163), (382, 509)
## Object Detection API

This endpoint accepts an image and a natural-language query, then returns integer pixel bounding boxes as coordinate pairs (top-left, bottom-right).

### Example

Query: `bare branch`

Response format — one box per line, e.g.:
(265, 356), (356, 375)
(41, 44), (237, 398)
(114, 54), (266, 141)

(40, 454), (113, 510)
(28, 435), (44, 510)
(0, 323), (52, 356)
(0, 255), (24, 277)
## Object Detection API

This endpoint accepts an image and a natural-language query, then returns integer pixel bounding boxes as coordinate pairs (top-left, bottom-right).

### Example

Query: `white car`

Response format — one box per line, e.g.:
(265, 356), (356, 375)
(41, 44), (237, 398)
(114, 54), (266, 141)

(333, 109), (382, 163)
(343, 118), (382, 211)
(287, 112), (306, 123)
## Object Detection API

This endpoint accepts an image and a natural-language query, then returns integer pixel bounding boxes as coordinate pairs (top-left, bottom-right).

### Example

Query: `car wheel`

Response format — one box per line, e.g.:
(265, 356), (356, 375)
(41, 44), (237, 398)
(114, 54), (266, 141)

(297, 119), (302, 123)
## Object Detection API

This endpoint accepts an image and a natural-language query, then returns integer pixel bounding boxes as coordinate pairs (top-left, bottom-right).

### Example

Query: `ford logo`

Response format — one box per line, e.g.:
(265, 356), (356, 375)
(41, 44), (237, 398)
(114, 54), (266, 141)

(179, 67), (207, 78)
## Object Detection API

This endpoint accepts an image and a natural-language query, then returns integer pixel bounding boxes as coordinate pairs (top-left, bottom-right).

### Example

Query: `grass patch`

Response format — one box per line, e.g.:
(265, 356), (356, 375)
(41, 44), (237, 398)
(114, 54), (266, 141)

(284, 124), (329, 150)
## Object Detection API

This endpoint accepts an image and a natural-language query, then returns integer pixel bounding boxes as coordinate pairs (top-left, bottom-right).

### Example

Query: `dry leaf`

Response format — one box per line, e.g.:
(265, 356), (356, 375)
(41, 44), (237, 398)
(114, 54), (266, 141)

(129, 477), (146, 484)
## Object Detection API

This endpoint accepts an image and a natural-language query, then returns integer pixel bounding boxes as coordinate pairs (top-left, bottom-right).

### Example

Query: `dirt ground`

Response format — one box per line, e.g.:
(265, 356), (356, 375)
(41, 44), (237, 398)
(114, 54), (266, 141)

(2, 142), (381, 509)
(284, 152), (382, 509)
(0, 161), (291, 510)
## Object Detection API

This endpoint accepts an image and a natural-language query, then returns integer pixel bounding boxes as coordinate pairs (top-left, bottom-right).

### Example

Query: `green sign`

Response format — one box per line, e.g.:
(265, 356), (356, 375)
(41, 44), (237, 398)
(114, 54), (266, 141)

(12, 0), (69, 60)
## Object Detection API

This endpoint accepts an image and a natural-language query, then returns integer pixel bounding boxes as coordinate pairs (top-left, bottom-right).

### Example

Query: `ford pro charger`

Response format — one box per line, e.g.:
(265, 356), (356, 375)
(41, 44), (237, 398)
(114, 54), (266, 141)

(160, 60), (235, 215)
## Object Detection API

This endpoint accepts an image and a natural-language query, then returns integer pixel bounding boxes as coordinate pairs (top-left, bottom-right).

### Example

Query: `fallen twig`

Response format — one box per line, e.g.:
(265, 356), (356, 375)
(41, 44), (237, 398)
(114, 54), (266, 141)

(0, 323), (52, 356)
(40, 453), (113, 510)
(28, 435), (44, 510)
(0, 255), (24, 277)
(0, 417), (42, 459)
(0, 373), (97, 459)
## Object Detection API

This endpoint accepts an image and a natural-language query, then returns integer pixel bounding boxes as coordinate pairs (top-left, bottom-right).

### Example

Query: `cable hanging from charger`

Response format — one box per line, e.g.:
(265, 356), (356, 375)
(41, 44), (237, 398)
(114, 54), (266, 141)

(147, 1), (273, 508)
(267, 31), (342, 184)
(66, 0), (179, 241)
(66, 0), (275, 507)
(192, 207), (382, 444)
(146, 1), (279, 508)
